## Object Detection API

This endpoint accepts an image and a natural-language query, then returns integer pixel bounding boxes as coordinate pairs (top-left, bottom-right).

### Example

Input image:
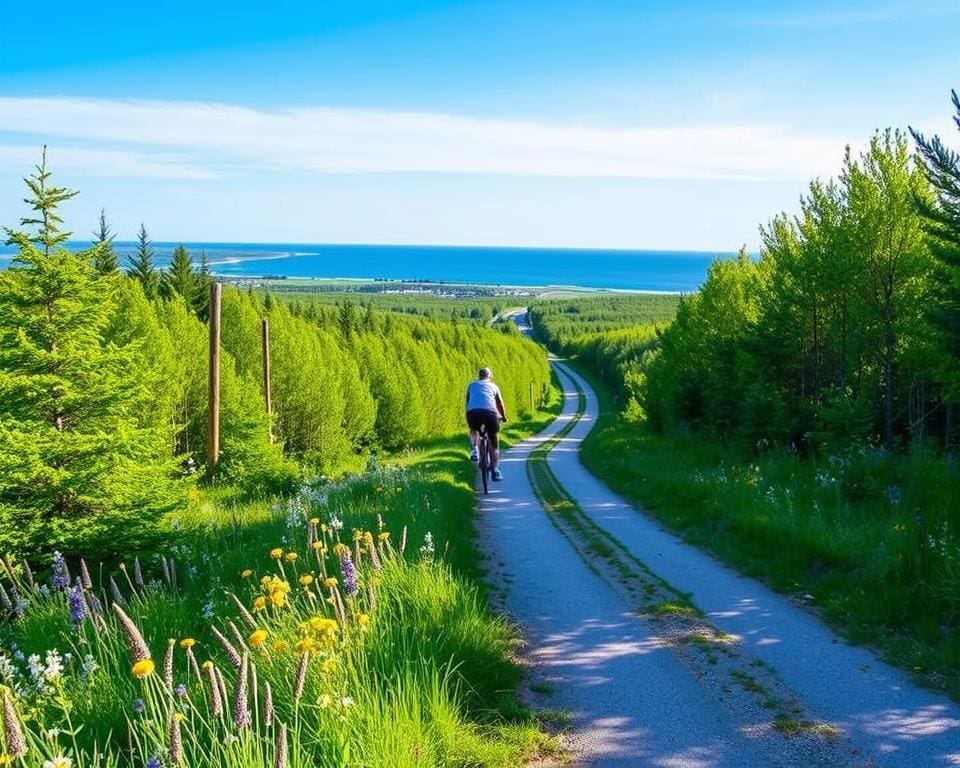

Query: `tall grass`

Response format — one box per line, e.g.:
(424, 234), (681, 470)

(0, 453), (551, 767)
(576, 363), (960, 700)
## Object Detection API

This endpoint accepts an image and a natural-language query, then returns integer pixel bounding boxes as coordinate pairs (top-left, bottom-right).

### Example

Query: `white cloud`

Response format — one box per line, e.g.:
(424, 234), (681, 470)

(0, 96), (851, 182)
(0, 144), (216, 180)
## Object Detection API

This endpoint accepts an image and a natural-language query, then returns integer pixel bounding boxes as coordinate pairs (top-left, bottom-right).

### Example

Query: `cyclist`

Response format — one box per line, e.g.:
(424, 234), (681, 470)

(466, 367), (507, 481)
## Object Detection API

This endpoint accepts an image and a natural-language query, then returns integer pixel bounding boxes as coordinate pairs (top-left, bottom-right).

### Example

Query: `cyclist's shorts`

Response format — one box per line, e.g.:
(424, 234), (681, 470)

(467, 409), (501, 435)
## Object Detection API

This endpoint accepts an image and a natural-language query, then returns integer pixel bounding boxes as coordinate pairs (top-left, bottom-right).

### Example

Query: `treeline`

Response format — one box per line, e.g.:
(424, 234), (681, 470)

(646, 129), (957, 452)
(0, 155), (551, 557)
(530, 296), (677, 418)
(531, 293), (680, 352)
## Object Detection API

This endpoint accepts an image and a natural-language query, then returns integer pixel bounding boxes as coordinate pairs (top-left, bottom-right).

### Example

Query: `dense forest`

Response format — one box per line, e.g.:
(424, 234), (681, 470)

(0, 153), (552, 558)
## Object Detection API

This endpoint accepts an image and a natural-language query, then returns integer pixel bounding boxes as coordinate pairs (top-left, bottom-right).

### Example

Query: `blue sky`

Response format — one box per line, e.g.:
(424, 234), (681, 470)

(0, 0), (957, 249)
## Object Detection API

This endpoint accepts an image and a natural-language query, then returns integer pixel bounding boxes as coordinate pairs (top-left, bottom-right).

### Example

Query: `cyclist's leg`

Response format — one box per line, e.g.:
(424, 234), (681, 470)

(488, 412), (503, 480)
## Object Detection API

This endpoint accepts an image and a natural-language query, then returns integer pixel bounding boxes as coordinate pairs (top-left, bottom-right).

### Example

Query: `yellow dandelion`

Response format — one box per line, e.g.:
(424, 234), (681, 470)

(295, 638), (316, 654)
(357, 613), (370, 628)
(241, 569), (253, 579)
(284, 552), (298, 563)
(132, 659), (155, 679)
(333, 543), (349, 557)
(201, 660), (214, 670)
(309, 517), (320, 525)
(299, 574), (314, 586)
(253, 596), (267, 612)
(179, 638), (196, 650)
(270, 591), (286, 608)
(378, 532), (390, 542)
(269, 548), (284, 560)
(323, 577), (338, 589)
(249, 629), (269, 650)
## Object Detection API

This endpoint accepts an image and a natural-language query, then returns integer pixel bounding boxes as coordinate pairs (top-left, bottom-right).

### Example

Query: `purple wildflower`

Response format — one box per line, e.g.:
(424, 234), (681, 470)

(147, 758), (162, 768)
(175, 683), (188, 697)
(51, 551), (69, 590)
(339, 551), (358, 597)
(68, 581), (86, 625)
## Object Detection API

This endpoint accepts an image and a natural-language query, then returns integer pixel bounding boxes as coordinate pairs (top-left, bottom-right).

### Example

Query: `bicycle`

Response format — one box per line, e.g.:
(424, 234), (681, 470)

(477, 423), (494, 494)
(475, 416), (506, 495)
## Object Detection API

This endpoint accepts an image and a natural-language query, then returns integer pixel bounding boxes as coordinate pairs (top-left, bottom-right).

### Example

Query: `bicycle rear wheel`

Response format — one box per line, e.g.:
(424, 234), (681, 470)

(478, 434), (490, 494)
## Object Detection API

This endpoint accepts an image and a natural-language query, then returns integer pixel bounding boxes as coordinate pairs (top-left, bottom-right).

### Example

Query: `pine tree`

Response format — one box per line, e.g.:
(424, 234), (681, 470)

(193, 252), (213, 318)
(911, 90), (960, 444)
(91, 208), (118, 274)
(0, 153), (174, 556)
(127, 223), (159, 299)
(162, 244), (196, 306)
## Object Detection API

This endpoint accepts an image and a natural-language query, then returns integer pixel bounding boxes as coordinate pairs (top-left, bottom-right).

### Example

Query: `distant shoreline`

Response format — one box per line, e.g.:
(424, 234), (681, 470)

(0, 240), (728, 293)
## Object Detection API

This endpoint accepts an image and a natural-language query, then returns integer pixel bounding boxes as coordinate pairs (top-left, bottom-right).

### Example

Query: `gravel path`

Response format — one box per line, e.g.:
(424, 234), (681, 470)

(479, 376), (773, 767)
(532, 363), (960, 767)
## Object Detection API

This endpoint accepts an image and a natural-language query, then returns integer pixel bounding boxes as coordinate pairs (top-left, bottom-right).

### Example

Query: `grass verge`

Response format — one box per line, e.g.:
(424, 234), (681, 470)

(0, 388), (564, 768)
(568, 358), (960, 702)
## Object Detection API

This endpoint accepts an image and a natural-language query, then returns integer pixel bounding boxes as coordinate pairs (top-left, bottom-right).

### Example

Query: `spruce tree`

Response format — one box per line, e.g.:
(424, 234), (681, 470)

(162, 244), (196, 306)
(193, 251), (213, 318)
(911, 90), (960, 443)
(127, 223), (160, 299)
(92, 208), (118, 274)
(0, 153), (174, 556)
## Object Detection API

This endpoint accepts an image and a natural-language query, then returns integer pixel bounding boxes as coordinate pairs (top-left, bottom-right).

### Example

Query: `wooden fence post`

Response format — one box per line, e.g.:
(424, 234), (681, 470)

(262, 317), (273, 441)
(207, 282), (222, 474)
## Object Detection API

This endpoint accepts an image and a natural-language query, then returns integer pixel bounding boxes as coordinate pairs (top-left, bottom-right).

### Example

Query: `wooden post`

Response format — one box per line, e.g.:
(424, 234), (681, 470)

(529, 381), (534, 411)
(207, 283), (222, 474)
(261, 317), (273, 441)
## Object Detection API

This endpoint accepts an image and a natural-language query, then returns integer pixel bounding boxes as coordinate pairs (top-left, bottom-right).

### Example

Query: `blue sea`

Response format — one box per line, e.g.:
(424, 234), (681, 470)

(0, 242), (734, 292)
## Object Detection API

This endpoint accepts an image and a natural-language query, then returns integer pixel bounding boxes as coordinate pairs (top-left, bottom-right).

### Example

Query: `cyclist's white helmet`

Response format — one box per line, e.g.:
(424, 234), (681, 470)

(479, 367), (492, 379)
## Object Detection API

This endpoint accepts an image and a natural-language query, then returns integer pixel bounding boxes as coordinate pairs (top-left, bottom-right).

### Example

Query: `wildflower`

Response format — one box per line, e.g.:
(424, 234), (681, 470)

(241, 569), (253, 579)
(357, 613), (370, 630)
(270, 591), (286, 609)
(309, 517), (320, 525)
(68, 583), (86, 626)
(229, 593), (258, 628)
(201, 601), (215, 620)
(378, 532), (390, 542)
(295, 637), (315, 654)
(284, 552), (298, 563)
(253, 596), (267, 612)
(273, 640), (288, 652)
(175, 683), (188, 697)
(249, 629), (268, 650)
(132, 659), (155, 679)
(293, 652), (309, 700)
(204, 662), (223, 717)
(43, 757), (71, 768)
(318, 693), (332, 708)
(179, 638), (196, 650)
(233, 654), (251, 729)
(419, 532), (435, 558)
(146, 757), (162, 768)
(338, 696), (354, 708)
(164, 639), (176, 689)
(168, 709), (183, 765)
(21, 560), (36, 592)
(51, 551), (69, 590)
(109, 576), (126, 606)
(2, 689), (27, 757)
(323, 577), (338, 589)
(262, 679), (274, 726)
(211, 626), (242, 668)
(270, 548), (284, 560)
(339, 551), (358, 597)
(132, 698), (145, 714)
(299, 575), (314, 586)
(274, 722), (288, 768)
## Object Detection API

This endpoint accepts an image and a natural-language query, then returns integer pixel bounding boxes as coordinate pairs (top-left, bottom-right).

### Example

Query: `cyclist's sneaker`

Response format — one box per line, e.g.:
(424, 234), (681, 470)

(492, 468), (503, 481)
(470, 447), (479, 462)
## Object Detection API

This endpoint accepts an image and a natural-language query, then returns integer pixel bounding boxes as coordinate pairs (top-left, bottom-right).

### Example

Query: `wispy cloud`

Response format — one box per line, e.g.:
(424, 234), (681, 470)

(747, 0), (959, 28)
(0, 96), (851, 182)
